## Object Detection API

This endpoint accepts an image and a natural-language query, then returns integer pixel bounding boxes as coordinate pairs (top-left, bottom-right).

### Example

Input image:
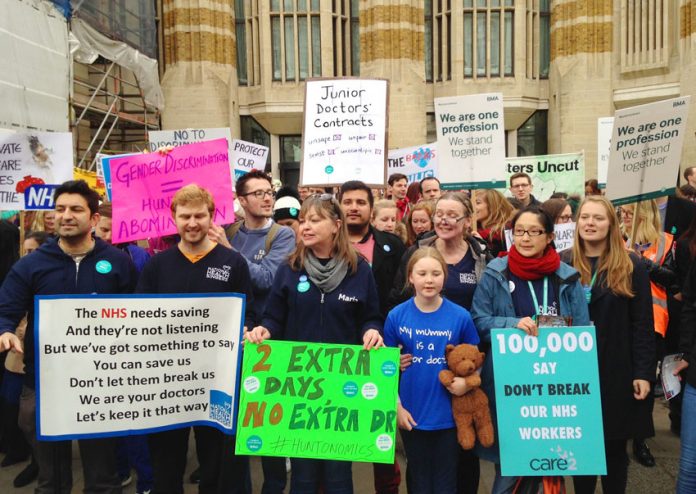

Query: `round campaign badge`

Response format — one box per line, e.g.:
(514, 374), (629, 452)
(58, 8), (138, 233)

(243, 376), (260, 394)
(290, 207), (298, 217)
(381, 361), (397, 377)
(325, 165), (334, 174)
(376, 434), (393, 451)
(383, 244), (391, 252)
(362, 382), (378, 400)
(246, 436), (263, 452)
(508, 281), (516, 293)
(297, 281), (310, 293)
(343, 381), (358, 397)
(95, 260), (112, 274)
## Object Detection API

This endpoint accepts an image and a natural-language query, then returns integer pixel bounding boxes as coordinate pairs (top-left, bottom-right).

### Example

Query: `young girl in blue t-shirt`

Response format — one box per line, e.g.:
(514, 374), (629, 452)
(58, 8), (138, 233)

(384, 247), (480, 494)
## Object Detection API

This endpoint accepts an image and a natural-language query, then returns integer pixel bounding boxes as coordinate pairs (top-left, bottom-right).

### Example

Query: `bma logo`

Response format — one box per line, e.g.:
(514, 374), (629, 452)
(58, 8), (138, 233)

(24, 184), (58, 210)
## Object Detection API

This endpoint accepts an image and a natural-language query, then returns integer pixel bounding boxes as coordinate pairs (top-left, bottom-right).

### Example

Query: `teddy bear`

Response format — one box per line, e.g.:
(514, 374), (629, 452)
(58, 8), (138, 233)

(439, 343), (495, 450)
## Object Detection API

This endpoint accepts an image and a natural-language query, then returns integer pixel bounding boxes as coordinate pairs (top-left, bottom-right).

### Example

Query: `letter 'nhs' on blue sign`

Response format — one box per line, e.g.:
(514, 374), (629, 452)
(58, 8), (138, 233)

(24, 184), (58, 210)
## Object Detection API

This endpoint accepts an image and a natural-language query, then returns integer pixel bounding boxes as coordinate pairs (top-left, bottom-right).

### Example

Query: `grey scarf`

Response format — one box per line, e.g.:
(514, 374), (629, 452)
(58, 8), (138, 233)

(304, 251), (349, 294)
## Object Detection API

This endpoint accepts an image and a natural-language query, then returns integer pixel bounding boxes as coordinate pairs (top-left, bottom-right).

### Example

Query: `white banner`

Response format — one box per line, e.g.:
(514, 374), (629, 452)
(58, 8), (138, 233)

(597, 117), (613, 188)
(434, 93), (506, 189)
(301, 78), (388, 187)
(230, 139), (269, 181)
(0, 132), (73, 209)
(148, 128), (232, 152)
(606, 96), (690, 205)
(387, 143), (438, 184)
(36, 294), (244, 439)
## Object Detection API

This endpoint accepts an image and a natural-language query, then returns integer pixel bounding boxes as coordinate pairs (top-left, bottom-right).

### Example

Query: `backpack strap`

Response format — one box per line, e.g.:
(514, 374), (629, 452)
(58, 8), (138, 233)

(225, 221), (281, 259)
(224, 222), (243, 243)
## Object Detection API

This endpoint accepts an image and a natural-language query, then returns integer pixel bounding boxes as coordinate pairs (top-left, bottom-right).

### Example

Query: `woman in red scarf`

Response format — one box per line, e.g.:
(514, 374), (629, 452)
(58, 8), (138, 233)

(471, 206), (590, 493)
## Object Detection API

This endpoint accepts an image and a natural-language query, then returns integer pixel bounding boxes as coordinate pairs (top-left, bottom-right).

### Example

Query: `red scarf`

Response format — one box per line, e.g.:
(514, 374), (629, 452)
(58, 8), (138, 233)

(395, 197), (410, 221)
(508, 245), (560, 281)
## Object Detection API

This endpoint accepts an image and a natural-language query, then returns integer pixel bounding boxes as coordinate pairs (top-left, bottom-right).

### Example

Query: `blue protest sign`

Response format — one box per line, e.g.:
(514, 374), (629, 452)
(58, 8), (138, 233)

(491, 326), (606, 476)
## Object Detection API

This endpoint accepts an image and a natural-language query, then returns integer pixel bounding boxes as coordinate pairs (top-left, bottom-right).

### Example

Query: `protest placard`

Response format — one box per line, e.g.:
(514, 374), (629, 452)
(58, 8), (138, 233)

(230, 139), (269, 181)
(0, 131), (73, 209)
(301, 78), (388, 187)
(236, 341), (399, 464)
(100, 152), (137, 201)
(387, 143), (438, 184)
(597, 117), (614, 188)
(148, 128), (232, 152)
(109, 139), (234, 244)
(492, 326), (606, 476)
(434, 93), (506, 189)
(504, 152), (585, 201)
(36, 294), (245, 440)
(606, 96), (690, 205)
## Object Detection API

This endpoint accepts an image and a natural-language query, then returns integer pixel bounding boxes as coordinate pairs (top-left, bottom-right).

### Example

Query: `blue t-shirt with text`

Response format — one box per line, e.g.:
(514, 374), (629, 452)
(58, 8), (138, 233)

(384, 298), (479, 430)
(443, 249), (477, 310)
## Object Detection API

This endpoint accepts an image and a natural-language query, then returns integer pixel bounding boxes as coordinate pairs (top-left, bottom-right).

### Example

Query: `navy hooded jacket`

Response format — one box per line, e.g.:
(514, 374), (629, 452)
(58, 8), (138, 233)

(0, 237), (136, 388)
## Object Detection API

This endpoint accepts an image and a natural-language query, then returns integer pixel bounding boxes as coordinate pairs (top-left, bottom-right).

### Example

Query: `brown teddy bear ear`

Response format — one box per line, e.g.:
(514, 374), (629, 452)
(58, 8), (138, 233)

(445, 344), (455, 355)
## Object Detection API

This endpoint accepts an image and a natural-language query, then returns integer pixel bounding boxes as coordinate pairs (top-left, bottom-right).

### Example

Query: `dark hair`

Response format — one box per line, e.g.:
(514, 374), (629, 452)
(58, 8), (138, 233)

(511, 205), (555, 234)
(98, 202), (112, 218)
(507, 197), (524, 210)
(25, 230), (50, 246)
(388, 173), (407, 186)
(338, 180), (374, 208)
(275, 185), (301, 202)
(53, 180), (100, 215)
(549, 192), (568, 200)
(406, 182), (420, 204)
(419, 176), (440, 193)
(681, 210), (696, 260)
(509, 172), (532, 187)
(680, 184), (696, 199)
(684, 167), (696, 181)
(541, 198), (570, 223)
(236, 169), (272, 196)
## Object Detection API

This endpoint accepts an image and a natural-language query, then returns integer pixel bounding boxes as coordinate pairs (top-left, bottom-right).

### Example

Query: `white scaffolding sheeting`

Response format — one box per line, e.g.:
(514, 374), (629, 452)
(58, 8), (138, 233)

(71, 18), (164, 111)
(0, 0), (70, 131)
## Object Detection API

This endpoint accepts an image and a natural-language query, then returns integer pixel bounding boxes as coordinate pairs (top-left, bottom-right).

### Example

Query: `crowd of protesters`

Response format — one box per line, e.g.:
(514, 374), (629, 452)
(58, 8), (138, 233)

(0, 164), (695, 494)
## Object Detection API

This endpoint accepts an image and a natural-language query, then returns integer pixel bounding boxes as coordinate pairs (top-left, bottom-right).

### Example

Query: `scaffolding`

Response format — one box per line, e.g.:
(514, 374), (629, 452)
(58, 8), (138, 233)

(71, 58), (160, 172)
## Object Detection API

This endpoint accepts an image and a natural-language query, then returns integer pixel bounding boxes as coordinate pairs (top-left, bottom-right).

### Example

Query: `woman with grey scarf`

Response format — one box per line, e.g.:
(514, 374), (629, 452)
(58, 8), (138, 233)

(246, 194), (383, 493)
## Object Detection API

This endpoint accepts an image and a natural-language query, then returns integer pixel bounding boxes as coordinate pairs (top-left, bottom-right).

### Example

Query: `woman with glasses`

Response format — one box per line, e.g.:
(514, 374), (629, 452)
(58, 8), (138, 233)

(470, 205), (590, 493)
(389, 191), (490, 493)
(245, 194), (383, 493)
(541, 198), (574, 225)
(561, 196), (654, 493)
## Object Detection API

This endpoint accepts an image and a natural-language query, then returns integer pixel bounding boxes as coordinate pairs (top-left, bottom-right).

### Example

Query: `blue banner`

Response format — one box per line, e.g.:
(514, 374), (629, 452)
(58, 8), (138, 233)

(491, 326), (606, 476)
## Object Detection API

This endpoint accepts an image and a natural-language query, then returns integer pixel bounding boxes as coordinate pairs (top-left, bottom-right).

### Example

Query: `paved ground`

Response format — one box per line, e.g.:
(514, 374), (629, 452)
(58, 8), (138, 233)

(0, 399), (680, 493)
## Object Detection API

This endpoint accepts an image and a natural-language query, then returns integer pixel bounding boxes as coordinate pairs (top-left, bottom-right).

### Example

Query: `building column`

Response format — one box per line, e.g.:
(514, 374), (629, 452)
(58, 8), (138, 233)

(360, 0), (427, 148)
(161, 0), (240, 136)
(548, 0), (613, 180)
(680, 0), (696, 168)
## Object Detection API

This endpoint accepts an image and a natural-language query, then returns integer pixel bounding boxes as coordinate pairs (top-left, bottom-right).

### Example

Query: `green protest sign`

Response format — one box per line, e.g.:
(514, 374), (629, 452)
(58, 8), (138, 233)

(235, 341), (399, 463)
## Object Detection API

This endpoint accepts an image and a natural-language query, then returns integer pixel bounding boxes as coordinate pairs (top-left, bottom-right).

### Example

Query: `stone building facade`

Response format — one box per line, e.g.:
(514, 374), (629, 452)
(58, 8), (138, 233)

(159, 0), (696, 186)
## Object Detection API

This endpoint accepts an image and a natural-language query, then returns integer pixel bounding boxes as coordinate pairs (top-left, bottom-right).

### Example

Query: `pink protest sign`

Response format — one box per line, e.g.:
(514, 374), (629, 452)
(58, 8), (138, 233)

(110, 138), (234, 243)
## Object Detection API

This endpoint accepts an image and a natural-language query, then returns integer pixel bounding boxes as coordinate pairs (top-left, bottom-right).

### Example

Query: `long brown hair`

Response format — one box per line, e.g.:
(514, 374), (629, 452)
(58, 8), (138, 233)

(406, 201), (434, 245)
(572, 196), (634, 298)
(288, 195), (358, 273)
(474, 189), (513, 237)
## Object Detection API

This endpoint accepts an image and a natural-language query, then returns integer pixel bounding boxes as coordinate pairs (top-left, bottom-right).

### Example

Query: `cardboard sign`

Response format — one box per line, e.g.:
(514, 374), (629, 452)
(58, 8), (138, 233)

(606, 96), (690, 205)
(301, 78), (388, 187)
(492, 326), (606, 476)
(0, 131), (73, 209)
(387, 144), (438, 184)
(230, 139), (269, 181)
(109, 139), (234, 243)
(504, 223), (575, 253)
(36, 294), (245, 440)
(596, 117), (613, 189)
(148, 128), (232, 153)
(504, 152), (585, 201)
(236, 341), (400, 463)
(434, 93), (506, 189)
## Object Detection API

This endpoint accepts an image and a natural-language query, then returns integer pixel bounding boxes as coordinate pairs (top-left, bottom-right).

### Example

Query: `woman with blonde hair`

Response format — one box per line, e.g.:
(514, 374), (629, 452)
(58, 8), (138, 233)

(405, 201), (434, 246)
(563, 195), (655, 493)
(619, 200), (678, 467)
(246, 194), (383, 492)
(474, 189), (513, 257)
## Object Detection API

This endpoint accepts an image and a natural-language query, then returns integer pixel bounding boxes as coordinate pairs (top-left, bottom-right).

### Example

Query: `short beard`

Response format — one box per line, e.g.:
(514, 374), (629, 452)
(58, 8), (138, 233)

(346, 221), (369, 236)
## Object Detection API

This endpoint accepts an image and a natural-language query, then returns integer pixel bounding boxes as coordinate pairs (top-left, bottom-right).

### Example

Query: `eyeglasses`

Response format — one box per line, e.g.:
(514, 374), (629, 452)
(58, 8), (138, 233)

(558, 215), (573, 223)
(432, 213), (467, 225)
(242, 189), (275, 199)
(620, 209), (633, 217)
(512, 229), (546, 237)
(511, 183), (531, 189)
(313, 193), (335, 201)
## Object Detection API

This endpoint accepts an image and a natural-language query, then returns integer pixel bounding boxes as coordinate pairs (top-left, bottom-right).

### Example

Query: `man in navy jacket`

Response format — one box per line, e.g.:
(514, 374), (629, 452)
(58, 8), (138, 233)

(0, 180), (136, 493)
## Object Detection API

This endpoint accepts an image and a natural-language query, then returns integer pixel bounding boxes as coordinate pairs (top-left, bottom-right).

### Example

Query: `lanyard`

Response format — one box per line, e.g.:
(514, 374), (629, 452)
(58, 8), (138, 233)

(527, 277), (548, 316)
(583, 269), (598, 304)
